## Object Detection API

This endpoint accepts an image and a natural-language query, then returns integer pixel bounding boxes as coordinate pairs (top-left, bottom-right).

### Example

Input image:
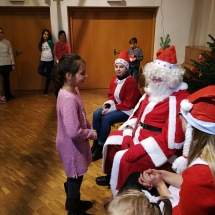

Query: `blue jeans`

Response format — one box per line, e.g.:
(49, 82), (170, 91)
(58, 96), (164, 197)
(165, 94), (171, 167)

(128, 66), (139, 84)
(93, 108), (129, 144)
(38, 60), (54, 90)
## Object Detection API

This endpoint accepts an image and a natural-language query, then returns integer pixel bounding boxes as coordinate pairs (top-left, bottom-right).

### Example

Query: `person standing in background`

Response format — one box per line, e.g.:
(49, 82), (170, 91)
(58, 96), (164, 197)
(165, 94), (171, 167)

(54, 30), (71, 64)
(38, 29), (54, 96)
(128, 37), (143, 84)
(0, 27), (15, 101)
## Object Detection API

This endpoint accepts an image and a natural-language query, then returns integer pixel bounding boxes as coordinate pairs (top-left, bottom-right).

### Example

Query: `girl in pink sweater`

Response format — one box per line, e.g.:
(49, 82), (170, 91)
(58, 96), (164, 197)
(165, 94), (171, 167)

(54, 54), (97, 215)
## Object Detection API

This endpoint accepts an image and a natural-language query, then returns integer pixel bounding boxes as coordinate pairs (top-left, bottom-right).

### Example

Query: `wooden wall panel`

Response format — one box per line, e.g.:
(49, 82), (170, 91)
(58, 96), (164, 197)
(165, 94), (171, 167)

(69, 8), (156, 89)
(0, 8), (51, 90)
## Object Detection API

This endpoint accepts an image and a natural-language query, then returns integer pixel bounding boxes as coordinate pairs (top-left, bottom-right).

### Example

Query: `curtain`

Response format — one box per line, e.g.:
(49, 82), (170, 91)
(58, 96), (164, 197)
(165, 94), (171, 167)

(189, 0), (215, 46)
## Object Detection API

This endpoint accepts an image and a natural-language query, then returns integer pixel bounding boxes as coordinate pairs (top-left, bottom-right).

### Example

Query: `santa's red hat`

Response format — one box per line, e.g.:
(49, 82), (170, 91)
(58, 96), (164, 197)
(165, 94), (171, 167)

(173, 85), (215, 173)
(115, 50), (130, 69)
(154, 45), (178, 70)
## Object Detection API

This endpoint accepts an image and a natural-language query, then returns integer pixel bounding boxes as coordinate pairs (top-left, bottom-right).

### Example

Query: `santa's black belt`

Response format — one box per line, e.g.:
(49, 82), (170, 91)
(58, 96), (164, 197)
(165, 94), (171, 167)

(140, 122), (162, 133)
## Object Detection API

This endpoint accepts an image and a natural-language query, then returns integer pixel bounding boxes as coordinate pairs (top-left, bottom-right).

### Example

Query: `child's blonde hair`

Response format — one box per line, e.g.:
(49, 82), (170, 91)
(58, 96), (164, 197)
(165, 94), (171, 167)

(188, 128), (215, 178)
(106, 189), (172, 215)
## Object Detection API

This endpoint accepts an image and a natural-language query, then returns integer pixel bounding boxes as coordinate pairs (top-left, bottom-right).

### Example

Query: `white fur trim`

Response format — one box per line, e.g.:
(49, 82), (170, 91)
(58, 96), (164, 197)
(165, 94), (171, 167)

(172, 156), (187, 174)
(182, 124), (193, 157)
(141, 137), (168, 167)
(133, 126), (141, 144)
(123, 129), (132, 136)
(173, 156), (209, 174)
(168, 96), (177, 149)
(102, 135), (123, 172)
(115, 58), (129, 69)
(114, 78), (126, 104)
(110, 149), (127, 196)
(180, 99), (193, 112)
(154, 59), (178, 70)
(182, 111), (215, 135)
(108, 104), (117, 112)
(103, 100), (115, 108)
(189, 157), (208, 167)
(168, 96), (184, 149)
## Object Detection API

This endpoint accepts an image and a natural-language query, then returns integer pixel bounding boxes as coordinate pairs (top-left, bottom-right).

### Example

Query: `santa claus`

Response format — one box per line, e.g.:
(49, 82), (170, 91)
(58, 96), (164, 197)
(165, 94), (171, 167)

(95, 45), (190, 196)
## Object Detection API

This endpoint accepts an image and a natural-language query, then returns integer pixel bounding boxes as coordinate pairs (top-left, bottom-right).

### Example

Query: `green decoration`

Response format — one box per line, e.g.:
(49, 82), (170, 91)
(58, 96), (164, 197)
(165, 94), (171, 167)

(207, 34), (215, 52)
(183, 52), (215, 93)
(160, 34), (171, 50)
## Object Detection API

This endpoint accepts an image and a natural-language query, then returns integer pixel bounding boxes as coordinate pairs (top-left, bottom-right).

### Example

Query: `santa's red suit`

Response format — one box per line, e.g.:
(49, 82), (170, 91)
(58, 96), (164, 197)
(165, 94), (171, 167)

(170, 158), (215, 215)
(102, 82), (189, 195)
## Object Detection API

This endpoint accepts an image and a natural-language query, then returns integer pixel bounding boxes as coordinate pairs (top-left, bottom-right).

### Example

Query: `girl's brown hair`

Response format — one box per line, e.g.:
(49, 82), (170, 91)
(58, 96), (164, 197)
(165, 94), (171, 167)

(53, 54), (85, 97)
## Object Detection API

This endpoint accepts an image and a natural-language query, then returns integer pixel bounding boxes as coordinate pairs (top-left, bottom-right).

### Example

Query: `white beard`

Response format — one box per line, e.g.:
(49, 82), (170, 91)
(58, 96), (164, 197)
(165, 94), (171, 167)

(145, 82), (173, 103)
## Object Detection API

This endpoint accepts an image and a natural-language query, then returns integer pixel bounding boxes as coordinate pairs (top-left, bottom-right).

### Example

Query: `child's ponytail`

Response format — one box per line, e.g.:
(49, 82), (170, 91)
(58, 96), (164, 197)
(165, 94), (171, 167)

(53, 63), (63, 98)
(158, 196), (172, 215)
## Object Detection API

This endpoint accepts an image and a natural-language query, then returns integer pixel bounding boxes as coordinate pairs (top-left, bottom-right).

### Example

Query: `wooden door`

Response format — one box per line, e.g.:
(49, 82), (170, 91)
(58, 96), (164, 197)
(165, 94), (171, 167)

(0, 8), (51, 90)
(69, 8), (156, 89)
(0, 10), (19, 90)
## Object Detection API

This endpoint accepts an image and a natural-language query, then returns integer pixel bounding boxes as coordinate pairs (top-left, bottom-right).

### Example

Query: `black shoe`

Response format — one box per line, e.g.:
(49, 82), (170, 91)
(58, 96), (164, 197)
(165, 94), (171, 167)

(96, 175), (110, 186)
(67, 197), (91, 215)
(44, 90), (48, 96)
(80, 200), (93, 211)
(91, 140), (98, 154)
(92, 144), (103, 161)
(9, 95), (15, 99)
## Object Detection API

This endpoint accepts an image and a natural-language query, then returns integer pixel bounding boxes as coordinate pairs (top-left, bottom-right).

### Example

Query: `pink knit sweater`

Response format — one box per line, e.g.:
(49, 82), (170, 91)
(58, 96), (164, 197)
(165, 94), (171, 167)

(56, 89), (93, 178)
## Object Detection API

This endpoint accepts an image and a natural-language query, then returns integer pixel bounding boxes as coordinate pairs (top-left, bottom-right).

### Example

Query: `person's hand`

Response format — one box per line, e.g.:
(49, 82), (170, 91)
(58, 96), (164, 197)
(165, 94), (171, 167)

(138, 172), (153, 190)
(102, 108), (109, 115)
(90, 129), (97, 140)
(12, 66), (15, 71)
(143, 169), (164, 188)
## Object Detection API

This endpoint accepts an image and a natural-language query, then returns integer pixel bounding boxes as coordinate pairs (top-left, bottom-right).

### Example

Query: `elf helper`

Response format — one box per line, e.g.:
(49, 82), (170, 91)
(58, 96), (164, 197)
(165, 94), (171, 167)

(95, 45), (190, 196)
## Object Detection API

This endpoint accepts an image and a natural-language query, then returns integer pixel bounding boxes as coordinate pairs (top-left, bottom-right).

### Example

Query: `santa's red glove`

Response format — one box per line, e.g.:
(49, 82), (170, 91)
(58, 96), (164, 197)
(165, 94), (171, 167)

(124, 144), (147, 163)
(122, 129), (134, 150)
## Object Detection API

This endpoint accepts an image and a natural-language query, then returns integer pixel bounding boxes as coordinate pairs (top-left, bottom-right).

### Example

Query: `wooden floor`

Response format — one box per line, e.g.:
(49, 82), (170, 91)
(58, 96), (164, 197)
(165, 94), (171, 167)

(0, 89), (112, 215)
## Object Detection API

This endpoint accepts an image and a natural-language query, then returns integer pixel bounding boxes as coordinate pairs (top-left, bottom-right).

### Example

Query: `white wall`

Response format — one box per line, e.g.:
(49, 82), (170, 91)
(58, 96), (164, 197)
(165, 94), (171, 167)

(0, 0), (194, 63)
